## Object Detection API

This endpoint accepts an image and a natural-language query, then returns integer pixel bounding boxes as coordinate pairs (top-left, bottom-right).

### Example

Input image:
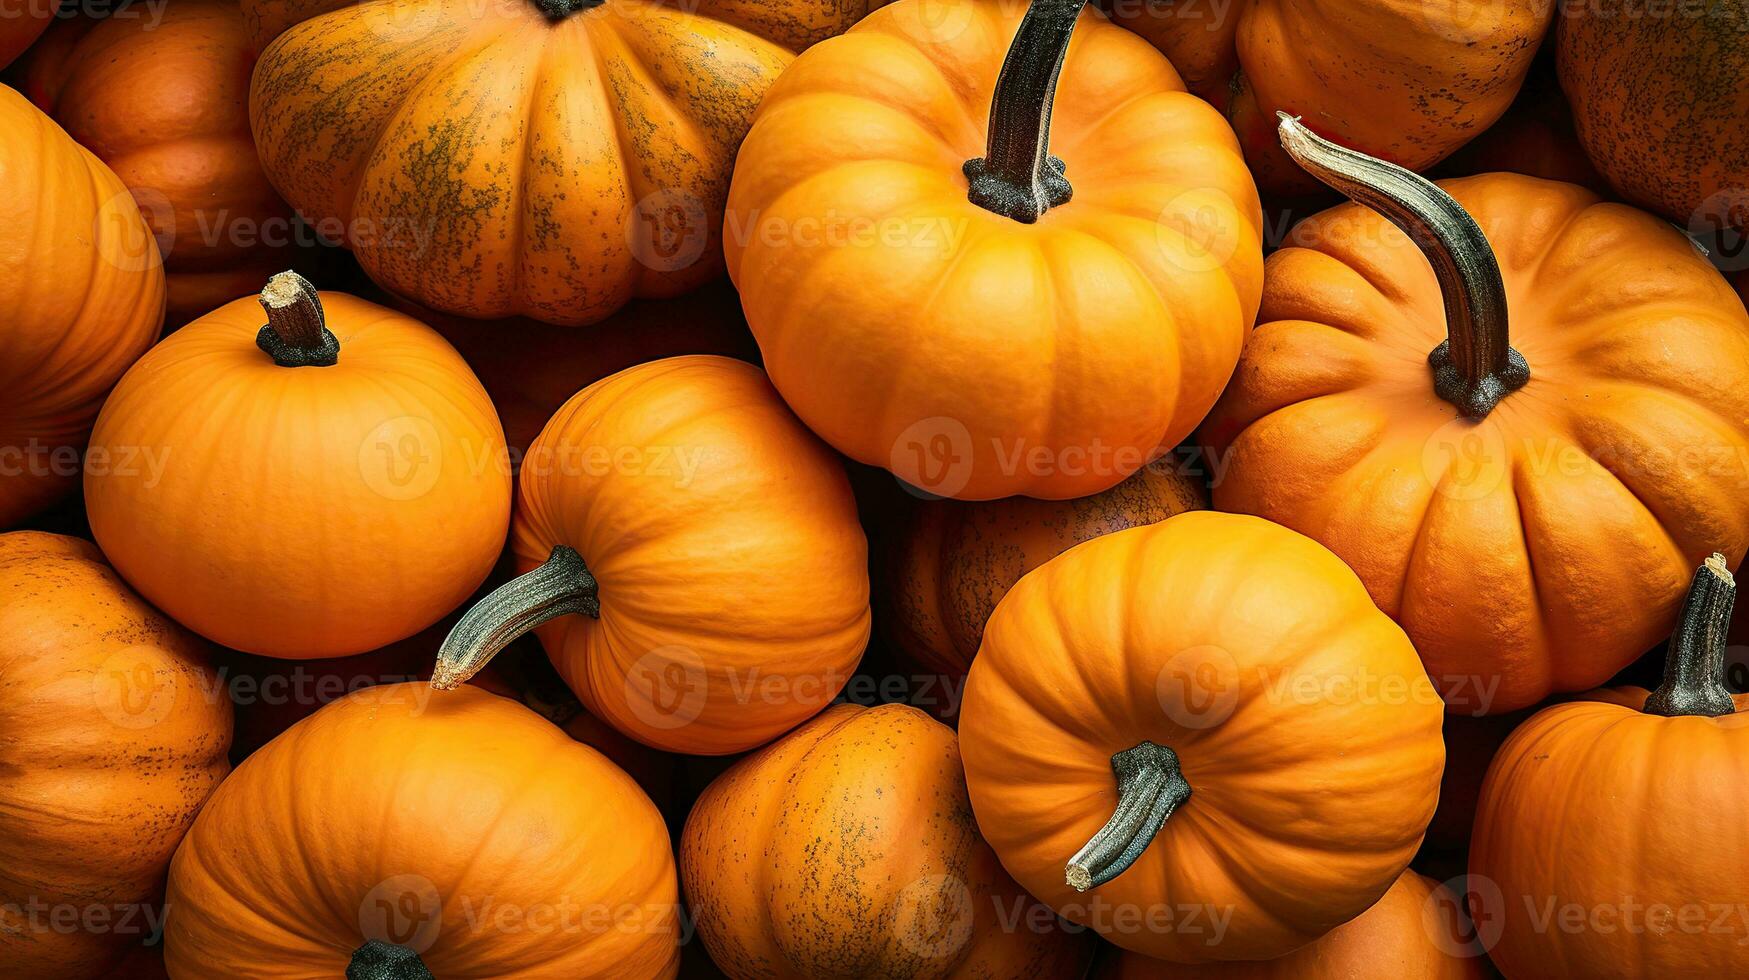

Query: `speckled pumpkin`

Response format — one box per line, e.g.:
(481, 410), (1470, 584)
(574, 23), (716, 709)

(885, 462), (1204, 676)
(243, 0), (876, 327)
(0, 532), (232, 977)
(681, 703), (1092, 979)
(1558, 0), (1749, 237)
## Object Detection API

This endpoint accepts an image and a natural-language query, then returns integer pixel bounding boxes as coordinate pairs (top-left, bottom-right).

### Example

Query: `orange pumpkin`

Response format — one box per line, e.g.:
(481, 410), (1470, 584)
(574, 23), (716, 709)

(0, 532), (232, 976)
(725, 0), (1262, 500)
(85, 272), (511, 659)
(682, 703), (1092, 978)
(1108, 0), (1553, 194)
(0, 0), (52, 68)
(242, 0), (875, 327)
(1205, 117), (1749, 714)
(885, 461), (1203, 677)
(432, 355), (871, 754)
(22, 0), (306, 323)
(1471, 555), (1749, 977)
(0, 86), (164, 529)
(1559, 1), (1749, 238)
(1094, 871), (1484, 979)
(959, 512), (1445, 962)
(164, 682), (680, 977)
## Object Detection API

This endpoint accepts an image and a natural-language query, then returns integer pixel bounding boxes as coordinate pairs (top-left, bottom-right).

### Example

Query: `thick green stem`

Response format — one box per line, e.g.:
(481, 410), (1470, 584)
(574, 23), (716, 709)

(1275, 113), (1528, 419)
(963, 0), (1085, 223)
(431, 546), (599, 691)
(347, 941), (433, 980)
(1065, 741), (1189, 891)
(256, 271), (339, 367)
(1645, 554), (1738, 718)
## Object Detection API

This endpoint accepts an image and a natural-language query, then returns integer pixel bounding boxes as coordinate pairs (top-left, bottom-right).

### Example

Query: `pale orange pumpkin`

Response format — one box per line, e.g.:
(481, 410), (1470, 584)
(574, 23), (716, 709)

(959, 512), (1446, 962)
(0, 86), (164, 529)
(85, 273), (511, 658)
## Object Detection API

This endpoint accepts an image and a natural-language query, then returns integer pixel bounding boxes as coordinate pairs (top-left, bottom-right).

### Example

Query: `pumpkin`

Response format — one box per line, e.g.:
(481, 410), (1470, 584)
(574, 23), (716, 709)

(682, 702), (1091, 978)
(1204, 117), (1749, 715)
(163, 682), (680, 977)
(885, 461), (1204, 677)
(958, 511), (1446, 962)
(0, 0), (52, 69)
(725, 0), (1263, 501)
(1470, 555), (1749, 977)
(1558, 0), (1749, 239)
(0, 532), (232, 977)
(1094, 870), (1483, 979)
(22, 0), (306, 324)
(1108, 0), (1553, 194)
(431, 355), (871, 755)
(0, 86), (164, 530)
(85, 272), (511, 659)
(242, 0), (875, 328)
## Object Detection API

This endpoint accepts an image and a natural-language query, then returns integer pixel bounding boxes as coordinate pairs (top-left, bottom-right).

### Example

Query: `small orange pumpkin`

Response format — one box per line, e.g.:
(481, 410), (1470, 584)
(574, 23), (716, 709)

(0, 532), (232, 976)
(0, 86), (164, 529)
(86, 273), (511, 658)
(726, 0), (1262, 500)
(959, 512), (1445, 962)
(1470, 555), (1749, 977)
(432, 355), (871, 755)
(1205, 117), (1749, 714)
(164, 682), (681, 977)
(682, 703), (1092, 978)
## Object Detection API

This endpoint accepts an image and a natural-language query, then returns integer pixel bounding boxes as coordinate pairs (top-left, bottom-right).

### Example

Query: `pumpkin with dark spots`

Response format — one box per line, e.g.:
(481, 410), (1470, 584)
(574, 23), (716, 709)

(884, 462), (1204, 678)
(243, 0), (878, 327)
(1558, 0), (1749, 238)
(681, 703), (1092, 979)
(0, 532), (232, 977)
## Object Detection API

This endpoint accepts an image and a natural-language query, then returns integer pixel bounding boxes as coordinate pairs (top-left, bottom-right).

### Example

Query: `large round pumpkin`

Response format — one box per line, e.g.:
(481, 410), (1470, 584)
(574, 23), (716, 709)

(1558, 0), (1749, 238)
(959, 512), (1446, 962)
(242, 0), (875, 327)
(886, 461), (1203, 677)
(1471, 555), (1749, 977)
(1094, 870), (1483, 979)
(1205, 117), (1749, 715)
(163, 682), (680, 977)
(431, 355), (871, 754)
(22, 0), (304, 323)
(85, 272), (511, 658)
(0, 532), (232, 977)
(682, 703), (1091, 978)
(0, 0), (52, 69)
(726, 0), (1262, 501)
(0, 86), (165, 529)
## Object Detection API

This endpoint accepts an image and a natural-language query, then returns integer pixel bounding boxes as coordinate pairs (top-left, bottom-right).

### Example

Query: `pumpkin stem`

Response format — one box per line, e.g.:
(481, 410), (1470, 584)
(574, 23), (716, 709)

(257, 271), (340, 368)
(1644, 554), (1737, 718)
(1065, 741), (1189, 891)
(529, 0), (603, 18)
(1275, 113), (1529, 420)
(963, 0), (1085, 223)
(347, 940), (433, 980)
(431, 546), (600, 691)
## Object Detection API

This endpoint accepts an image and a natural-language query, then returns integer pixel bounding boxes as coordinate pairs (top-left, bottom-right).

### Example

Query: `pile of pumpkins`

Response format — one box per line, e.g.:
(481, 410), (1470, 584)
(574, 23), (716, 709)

(3, 0), (1747, 976)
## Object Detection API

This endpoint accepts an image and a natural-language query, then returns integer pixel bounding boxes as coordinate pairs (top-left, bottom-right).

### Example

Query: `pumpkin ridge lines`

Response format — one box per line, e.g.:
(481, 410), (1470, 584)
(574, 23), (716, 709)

(1502, 451), (1556, 698)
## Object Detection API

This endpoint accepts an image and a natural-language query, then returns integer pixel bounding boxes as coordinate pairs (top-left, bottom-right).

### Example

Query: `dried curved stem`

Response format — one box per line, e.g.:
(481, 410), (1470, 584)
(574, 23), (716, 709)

(963, 0), (1085, 223)
(431, 546), (600, 691)
(1065, 741), (1190, 891)
(1645, 553), (1738, 718)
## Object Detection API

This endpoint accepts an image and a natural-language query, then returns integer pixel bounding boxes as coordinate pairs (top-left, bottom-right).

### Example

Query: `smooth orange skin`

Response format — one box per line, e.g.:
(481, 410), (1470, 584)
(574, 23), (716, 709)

(513, 355), (871, 754)
(1096, 871), (1484, 979)
(682, 703), (1092, 979)
(0, 532), (232, 977)
(726, 0), (1262, 501)
(0, 86), (165, 529)
(959, 512), (1445, 962)
(0, 0), (52, 68)
(1470, 687), (1749, 978)
(244, 0), (874, 328)
(85, 291), (511, 659)
(885, 462), (1204, 676)
(1205, 175), (1749, 714)
(1112, 0), (1552, 194)
(23, 0), (303, 323)
(164, 683), (680, 978)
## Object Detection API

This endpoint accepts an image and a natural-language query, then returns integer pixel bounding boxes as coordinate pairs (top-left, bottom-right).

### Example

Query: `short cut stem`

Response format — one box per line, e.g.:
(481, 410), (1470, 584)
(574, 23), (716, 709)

(1644, 554), (1738, 718)
(1065, 741), (1190, 891)
(431, 546), (600, 691)
(963, 0), (1086, 223)
(257, 271), (340, 367)
(347, 940), (433, 980)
